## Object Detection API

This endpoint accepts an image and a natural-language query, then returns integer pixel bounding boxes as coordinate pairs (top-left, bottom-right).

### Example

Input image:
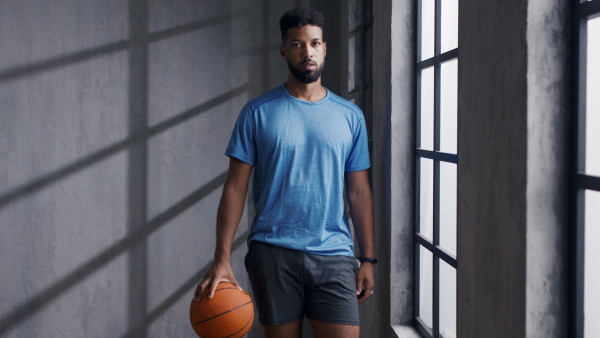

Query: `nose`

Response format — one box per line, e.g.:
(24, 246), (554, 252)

(301, 45), (313, 59)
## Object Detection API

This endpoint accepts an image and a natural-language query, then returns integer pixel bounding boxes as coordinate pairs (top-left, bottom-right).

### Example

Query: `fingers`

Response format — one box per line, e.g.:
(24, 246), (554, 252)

(356, 282), (374, 303)
(357, 283), (374, 303)
(228, 276), (244, 292)
(356, 265), (375, 304)
(193, 277), (211, 302)
(193, 263), (243, 302)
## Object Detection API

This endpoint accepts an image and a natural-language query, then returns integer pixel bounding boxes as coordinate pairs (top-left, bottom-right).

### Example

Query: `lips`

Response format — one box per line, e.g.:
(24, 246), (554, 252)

(300, 62), (317, 69)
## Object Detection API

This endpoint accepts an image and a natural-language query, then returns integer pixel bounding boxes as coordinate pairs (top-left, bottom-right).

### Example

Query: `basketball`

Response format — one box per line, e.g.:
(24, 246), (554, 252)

(190, 281), (254, 338)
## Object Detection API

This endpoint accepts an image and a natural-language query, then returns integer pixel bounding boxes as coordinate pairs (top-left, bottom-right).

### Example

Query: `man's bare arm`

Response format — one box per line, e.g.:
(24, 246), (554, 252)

(194, 157), (253, 301)
(345, 169), (375, 304)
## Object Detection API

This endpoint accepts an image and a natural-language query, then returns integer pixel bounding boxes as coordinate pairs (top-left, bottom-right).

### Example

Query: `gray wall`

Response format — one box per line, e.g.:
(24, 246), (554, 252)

(457, 0), (570, 337)
(365, 0), (415, 337)
(0, 1), (309, 337)
(458, 0), (529, 335)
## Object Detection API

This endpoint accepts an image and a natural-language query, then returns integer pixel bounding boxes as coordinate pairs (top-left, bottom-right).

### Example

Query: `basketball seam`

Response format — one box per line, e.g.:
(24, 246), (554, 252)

(191, 287), (244, 313)
(191, 300), (253, 326)
(199, 311), (254, 338)
(221, 311), (254, 338)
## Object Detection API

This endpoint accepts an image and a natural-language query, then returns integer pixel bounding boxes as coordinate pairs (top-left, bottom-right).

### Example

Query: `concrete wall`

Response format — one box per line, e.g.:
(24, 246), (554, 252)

(0, 1), (307, 337)
(357, 0), (394, 336)
(457, 0), (570, 337)
(369, 0), (417, 336)
(458, 0), (528, 335)
(525, 0), (570, 336)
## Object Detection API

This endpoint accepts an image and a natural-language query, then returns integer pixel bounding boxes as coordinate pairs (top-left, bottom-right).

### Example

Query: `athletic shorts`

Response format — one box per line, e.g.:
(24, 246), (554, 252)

(244, 241), (360, 326)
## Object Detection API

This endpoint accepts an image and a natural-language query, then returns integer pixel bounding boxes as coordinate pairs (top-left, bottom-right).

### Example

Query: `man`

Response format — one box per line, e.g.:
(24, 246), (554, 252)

(194, 8), (375, 338)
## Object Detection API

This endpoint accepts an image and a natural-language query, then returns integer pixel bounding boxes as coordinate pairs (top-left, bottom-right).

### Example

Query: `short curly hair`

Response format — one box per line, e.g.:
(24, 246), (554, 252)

(279, 8), (325, 43)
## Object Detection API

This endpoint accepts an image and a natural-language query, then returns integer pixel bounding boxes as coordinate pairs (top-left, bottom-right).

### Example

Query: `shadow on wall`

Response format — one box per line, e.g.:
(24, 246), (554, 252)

(0, 0), (257, 336)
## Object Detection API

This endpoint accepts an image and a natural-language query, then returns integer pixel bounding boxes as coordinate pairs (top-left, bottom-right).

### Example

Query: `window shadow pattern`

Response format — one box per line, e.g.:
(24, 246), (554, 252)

(0, 1), (250, 336)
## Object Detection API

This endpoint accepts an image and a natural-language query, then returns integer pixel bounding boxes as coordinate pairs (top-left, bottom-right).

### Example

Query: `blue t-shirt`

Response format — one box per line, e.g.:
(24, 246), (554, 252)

(225, 85), (371, 257)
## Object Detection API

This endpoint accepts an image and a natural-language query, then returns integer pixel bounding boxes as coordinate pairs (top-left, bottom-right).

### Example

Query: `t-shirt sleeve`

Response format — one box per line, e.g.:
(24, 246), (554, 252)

(345, 111), (371, 172)
(225, 104), (256, 166)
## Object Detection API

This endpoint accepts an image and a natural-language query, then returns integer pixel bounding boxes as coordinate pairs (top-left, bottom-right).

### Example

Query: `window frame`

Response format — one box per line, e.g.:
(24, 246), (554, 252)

(414, 0), (459, 337)
(570, 1), (600, 337)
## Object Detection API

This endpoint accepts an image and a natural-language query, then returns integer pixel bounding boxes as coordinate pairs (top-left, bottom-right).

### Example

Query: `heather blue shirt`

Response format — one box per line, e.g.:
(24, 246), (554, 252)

(225, 85), (371, 257)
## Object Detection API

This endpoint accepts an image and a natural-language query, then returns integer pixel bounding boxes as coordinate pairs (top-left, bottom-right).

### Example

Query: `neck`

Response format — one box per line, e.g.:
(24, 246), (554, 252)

(285, 73), (327, 102)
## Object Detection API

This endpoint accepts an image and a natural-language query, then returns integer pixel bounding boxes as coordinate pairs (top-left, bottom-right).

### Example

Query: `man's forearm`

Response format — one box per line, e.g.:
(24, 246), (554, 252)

(214, 184), (248, 262)
(348, 191), (375, 258)
(213, 158), (253, 262)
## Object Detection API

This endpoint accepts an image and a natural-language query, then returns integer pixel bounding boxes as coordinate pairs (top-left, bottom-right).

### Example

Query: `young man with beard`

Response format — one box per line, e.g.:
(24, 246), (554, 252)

(194, 8), (375, 338)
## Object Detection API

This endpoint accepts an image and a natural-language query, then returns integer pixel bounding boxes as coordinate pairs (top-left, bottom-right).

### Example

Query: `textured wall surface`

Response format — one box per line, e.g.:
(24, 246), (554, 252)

(385, 0), (416, 329)
(526, 0), (570, 336)
(0, 1), (304, 337)
(458, 0), (570, 337)
(458, 0), (529, 336)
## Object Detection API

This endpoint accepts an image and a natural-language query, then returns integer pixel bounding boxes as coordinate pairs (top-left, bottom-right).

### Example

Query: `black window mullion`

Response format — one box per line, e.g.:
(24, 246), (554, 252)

(574, 189), (585, 337)
(416, 234), (458, 268)
(576, 174), (600, 192)
(414, 156), (422, 324)
(577, 9), (588, 174)
(433, 158), (441, 338)
(415, 317), (434, 338)
(578, 0), (600, 20)
(417, 69), (423, 150)
(568, 2), (582, 336)
(416, 149), (458, 163)
(433, 0), (442, 336)
(433, 257), (440, 338)
(417, 49), (459, 70)
(417, 0), (424, 62)
(569, 0), (600, 336)
(414, 243), (422, 327)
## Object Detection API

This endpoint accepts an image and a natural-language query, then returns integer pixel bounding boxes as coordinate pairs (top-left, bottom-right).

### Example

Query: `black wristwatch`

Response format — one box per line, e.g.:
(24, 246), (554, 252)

(357, 256), (378, 264)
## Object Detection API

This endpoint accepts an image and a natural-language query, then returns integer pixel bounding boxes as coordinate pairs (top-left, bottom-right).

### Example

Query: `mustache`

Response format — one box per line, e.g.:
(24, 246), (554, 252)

(300, 59), (317, 66)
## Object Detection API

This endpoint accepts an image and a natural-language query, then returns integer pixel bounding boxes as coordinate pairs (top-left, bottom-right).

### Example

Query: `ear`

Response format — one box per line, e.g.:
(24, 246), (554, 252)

(323, 42), (327, 57)
(280, 45), (287, 60)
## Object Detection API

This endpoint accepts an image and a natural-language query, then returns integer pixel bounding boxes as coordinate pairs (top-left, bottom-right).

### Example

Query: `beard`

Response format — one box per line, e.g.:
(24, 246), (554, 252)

(287, 58), (325, 84)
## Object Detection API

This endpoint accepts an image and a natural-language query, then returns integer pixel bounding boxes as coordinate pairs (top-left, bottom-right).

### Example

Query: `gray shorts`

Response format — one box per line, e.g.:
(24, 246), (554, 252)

(244, 241), (360, 326)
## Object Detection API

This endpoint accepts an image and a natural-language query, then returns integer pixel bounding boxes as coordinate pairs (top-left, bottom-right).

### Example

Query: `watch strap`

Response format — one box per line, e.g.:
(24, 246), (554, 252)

(358, 256), (378, 264)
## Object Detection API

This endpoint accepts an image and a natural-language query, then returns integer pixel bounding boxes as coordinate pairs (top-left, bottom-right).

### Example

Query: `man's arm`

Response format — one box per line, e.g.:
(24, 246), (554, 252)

(194, 157), (253, 301)
(345, 169), (375, 304)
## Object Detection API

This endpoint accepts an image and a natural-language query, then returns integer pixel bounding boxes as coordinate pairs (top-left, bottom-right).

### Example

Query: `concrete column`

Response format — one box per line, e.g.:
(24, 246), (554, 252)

(525, 0), (570, 336)
(458, 0), (569, 336)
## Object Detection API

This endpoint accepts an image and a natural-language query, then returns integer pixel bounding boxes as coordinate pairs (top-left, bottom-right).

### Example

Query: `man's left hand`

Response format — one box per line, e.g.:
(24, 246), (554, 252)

(356, 262), (375, 304)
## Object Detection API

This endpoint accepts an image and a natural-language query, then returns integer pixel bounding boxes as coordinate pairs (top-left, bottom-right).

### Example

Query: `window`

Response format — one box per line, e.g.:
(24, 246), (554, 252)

(571, 1), (600, 337)
(415, 0), (458, 337)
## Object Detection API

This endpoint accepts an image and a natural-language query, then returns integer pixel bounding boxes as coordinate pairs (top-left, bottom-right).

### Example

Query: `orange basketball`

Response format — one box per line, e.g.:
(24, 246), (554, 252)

(190, 281), (254, 338)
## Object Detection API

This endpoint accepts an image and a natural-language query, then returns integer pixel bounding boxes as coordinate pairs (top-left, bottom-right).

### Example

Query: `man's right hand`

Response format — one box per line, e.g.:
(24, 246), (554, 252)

(193, 259), (243, 302)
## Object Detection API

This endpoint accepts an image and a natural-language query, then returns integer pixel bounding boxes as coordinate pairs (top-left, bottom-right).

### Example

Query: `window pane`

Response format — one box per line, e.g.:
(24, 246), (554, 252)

(440, 162), (457, 256)
(419, 158), (434, 240)
(585, 190), (600, 337)
(419, 245), (433, 330)
(420, 0), (435, 61)
(440, 0), (458, 53)
(440, 59), (458, 154)
(440, 260), (457, 338)
(420, 67), (434, 150)
(348, 35), (357, 93)
(586, 17), (600, 176)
